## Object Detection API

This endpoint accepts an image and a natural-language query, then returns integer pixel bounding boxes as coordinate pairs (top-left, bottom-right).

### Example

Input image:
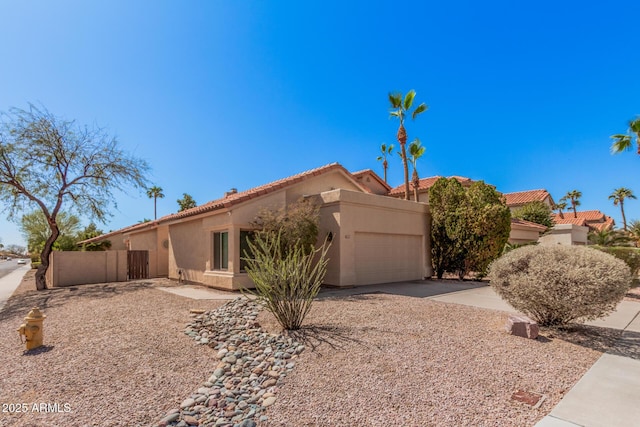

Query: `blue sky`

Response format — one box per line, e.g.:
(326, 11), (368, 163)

(1, 1), (639, 248)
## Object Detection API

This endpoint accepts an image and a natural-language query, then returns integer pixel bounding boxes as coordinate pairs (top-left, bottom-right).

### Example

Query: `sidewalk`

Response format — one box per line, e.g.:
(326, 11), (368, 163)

(0, 265), (30, 312)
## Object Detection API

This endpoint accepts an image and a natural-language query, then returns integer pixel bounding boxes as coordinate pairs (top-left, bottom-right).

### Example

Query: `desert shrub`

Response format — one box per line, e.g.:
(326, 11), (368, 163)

(243, 231), (330, 330)
(488, 245), (631, 326)
(591, 246), (640, 278)
(251, 198), (320, 255)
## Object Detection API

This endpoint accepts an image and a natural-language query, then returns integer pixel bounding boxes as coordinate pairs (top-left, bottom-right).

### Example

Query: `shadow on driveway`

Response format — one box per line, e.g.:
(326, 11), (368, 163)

(317, 279), (487, 300)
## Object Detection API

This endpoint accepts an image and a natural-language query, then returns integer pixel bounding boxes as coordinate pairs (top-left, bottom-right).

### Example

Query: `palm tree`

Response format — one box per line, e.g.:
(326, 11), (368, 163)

(376, 143), (394, 183)
(628, 220), (640, 246)
(553, 201), (567, 219)
(560, 190), (582, 218)
(588, 228), (632, 247)
(388, 90), (428, 200)
(609, 187), (636, 231)
(408, 139), (426, 202)
(611, 117), (640, 154)
(146, 186), (164, 220)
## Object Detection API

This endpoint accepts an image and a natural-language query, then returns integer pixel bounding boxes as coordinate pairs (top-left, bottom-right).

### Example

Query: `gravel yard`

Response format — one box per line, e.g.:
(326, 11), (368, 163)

(0, 272), (628, 427)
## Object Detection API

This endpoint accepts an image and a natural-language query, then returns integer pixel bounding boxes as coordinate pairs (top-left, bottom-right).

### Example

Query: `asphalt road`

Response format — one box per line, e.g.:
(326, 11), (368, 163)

(0, 259), (26, 279)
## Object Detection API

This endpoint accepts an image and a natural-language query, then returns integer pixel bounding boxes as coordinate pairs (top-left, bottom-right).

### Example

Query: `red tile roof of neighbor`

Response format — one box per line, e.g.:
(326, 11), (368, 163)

(388, 175), (474, 196)
(551, 211), (615, 231)
(79, 163), (361, 244)
(552, 216), (588, 226)
(503, 189), (553, 207)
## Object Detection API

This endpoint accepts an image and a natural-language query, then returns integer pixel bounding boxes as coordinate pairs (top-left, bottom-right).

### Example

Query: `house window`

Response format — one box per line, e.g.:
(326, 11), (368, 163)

(213, 231), (228, 270)
(239, 230), (255, 272)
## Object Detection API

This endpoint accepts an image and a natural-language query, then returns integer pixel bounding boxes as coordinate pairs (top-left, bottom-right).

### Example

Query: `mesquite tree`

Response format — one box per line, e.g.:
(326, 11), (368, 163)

(0, 105), (149, 290)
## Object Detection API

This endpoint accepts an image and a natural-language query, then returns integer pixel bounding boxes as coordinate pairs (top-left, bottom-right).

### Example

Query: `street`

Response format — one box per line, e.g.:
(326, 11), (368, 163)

(0, 260), (30, 312)
(0, 258), (26, 279)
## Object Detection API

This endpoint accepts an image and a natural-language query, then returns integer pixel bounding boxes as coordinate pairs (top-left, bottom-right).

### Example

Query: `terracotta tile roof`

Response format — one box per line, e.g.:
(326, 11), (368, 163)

(388, 175), (474, 196)
(551, 211), (615, 231)
(589, 217), (615, 232)
(551, 215), (588, 226)
(510, 218), (548, 231)
(504, 189), (554, 207)
(80, 163), (359, 244)
(571, 210), (606, 221)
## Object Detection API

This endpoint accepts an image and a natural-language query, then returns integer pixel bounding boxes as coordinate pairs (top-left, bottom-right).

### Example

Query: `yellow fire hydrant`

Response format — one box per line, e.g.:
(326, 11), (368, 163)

(17, 307), (46, 351)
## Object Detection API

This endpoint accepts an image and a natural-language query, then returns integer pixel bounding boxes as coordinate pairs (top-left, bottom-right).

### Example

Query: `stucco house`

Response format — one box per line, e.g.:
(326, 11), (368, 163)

(82, 163), (433, 290)
(503, 189), (555, 212)
(552, 210), (615, 232)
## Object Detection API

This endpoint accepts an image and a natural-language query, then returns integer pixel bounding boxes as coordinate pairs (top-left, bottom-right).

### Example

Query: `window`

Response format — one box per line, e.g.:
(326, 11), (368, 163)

(239, 230), (255, 271)
(213, 231), (228, 270)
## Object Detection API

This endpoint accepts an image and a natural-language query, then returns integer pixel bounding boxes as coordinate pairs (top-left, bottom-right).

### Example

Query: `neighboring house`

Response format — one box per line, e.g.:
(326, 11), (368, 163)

(81, 163), (433, 290)
(509, 218), (548, 245)
(503, 189), (555, 212)
(552, 210), (615, 232)
(539, 210), (614, 246)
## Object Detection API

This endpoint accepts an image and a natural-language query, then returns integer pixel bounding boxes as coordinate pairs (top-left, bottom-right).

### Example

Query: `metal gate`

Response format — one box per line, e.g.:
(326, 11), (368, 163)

(127, 250), (149, 280)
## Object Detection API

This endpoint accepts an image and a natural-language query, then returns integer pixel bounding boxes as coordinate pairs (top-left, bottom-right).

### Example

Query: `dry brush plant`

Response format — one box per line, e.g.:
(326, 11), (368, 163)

(488, 245), (631, 327)
(243, 231), (330, 331)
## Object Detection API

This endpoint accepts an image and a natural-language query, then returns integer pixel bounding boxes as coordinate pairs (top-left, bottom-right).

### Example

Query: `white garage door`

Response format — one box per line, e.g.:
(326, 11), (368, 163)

(354, 232), (423, 285)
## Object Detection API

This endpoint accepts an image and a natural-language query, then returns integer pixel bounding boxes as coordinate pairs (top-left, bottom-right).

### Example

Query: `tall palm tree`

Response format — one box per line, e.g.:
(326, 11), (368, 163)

(376, 143), (394, 183)
(609, 187), (636, 231)
(611, 117), (640, 154)
(553, 201), (567, 219)
(388, 90), (428, 200)
(408, 139), (426, 202)
(146, 186), (164, 220)
(560, 190), (582, 218)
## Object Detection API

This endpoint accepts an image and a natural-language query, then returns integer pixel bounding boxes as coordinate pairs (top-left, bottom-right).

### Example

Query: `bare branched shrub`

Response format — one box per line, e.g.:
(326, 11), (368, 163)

(243, 232), (330, 330)
(488, 245), (632, 326)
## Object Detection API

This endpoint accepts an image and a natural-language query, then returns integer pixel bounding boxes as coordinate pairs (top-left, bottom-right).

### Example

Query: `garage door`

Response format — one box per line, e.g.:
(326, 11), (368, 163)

(354, 232), (423, 285)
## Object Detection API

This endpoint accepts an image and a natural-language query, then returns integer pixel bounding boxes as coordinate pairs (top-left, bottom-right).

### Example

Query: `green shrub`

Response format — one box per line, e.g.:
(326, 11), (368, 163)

(488, 245), (631, 326)
(512, 201), (553, 228)
(31, 261), (41, 269)
(243, 231), (330, 330)
(591, 246), (640, 278)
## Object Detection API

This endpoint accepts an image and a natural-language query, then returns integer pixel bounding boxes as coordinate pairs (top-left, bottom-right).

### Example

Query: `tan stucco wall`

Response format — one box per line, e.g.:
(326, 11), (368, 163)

(47, 250), (128, 287)
(354, 172), (389, 195)
(538, 224), (589, 246)
(128, 229), (157, 251)
(319, 189), (431, 286)
(168, 218), (207, 284)
(508, 225), (543, 244)
(106, 236), (127, 250)
(285, 170), (362, 204)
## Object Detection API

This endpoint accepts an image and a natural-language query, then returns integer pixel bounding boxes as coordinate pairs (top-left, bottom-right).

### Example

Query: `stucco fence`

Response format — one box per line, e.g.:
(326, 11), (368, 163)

(46, 250), (159, 288)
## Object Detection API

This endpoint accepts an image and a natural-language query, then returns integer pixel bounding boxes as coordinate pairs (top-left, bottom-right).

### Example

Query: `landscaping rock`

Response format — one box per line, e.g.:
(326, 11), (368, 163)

(505, 315), (539, 339)
(159, 298), (303, 426)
